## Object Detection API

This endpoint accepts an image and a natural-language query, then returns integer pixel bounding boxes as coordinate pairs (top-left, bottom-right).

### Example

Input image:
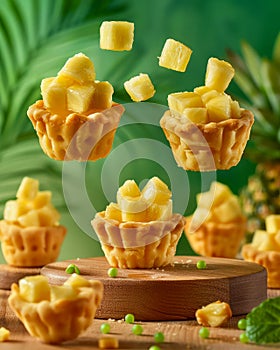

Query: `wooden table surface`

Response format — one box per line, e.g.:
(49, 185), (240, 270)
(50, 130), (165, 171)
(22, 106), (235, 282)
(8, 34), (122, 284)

(0, 288), (279, 349)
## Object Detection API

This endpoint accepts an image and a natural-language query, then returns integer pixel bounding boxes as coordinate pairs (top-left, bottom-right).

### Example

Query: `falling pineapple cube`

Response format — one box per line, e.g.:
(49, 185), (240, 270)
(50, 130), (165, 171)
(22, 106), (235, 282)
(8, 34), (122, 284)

(205, 57), (235, 92)
(206, 94), (231, 122)
(16, 177), (39, 201)
(182, 107), (208, 124)
(168, 92), (203, 113)
(58, 53), (96, 83)
(124, 73), (155, 102)
(67, 83), (95, 113)
(159, 38), (192, 72)
(265, 215), (280, 233)
(100, 21), (134, 51)
(19, 275), (51, 303)
(90, 81), (114, 109)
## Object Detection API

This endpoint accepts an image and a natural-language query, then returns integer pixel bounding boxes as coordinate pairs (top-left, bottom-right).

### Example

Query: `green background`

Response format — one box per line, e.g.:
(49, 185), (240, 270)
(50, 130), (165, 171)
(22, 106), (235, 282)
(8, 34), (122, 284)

(0, 0), (279, 263)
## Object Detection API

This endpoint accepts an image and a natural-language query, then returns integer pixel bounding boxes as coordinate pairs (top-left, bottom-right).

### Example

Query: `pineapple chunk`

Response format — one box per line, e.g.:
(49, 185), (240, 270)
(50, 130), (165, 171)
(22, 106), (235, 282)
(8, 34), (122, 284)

(200, 89), (221, 105)
(67, 83), (95, 113)
(159, 38), (192, 72)
(258, 232), (278, 251)
(206, 94), (231, 122)
(195, 301), (232, 327)
(142, 177), (171, 205)
(251, 230), (268, 248)
(33, 191), (52, 209)
(17, 210), (40, 227)
(168, 92), (203, 113)
(205, 57), (235, 92)
(146, 199), (172, 221)
(121, 208), (148, 222)
(105, 203), (122, 222)
(117, 180), (141, 199)
(209, 181), (233, 207)
(50, 285), (77, 301)
(3, 200), (29, 221)
(212, 196), (242, 223)
(193, 85), (212, 96)
(16, 177), (39, 201)
(19, 275), (51, 303)
(100, 21), (134, 51)
(182, 107), (208, 124)
(265, 215), (280, 233)
(124, 73), (155, 102)
(0, 327), (10, 342)
(58, 53), (96, 83)
(37, 205), (60, 226)
(90, 81), (114, 110)
(41, 78), (68, 115)
(230, 100), (241, 118)
(99, 337), (119, 349)
(64, 273), (91, 288)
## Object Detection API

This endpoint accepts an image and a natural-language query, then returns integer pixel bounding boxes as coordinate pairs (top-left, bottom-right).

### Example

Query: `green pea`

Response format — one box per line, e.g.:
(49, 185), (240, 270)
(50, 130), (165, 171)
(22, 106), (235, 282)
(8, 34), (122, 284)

(100, 323), (110, 334)
(132, 324), (143, 335)
(239, 332), (249, 343)
(108, 267), (118, 278)
(196, 260), (207, 269)
(199, 327), (209, 339)
(125, 313), (135, 324)
(154, 331), (164, 343)
(237, 318), (247, 330)
(149, 346), (161, 350)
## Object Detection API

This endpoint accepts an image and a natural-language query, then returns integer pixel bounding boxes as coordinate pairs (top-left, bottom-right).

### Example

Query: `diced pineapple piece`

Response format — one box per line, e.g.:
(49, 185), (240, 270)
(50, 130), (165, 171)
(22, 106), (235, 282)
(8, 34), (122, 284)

(19, 275), (51, 303)
(124, 73), (155, 102)
(58, 53), (96, 83)
(168, 92), (203, 113)
(142, 177), (171, 205)
(37, 205), (60, 226)
(98, 337), (119, 349)
(230, 100), (241, 118)
(205, 57), (235, 92)
(206, 94), (231, 122)
(209, 181), (233, 207)
(200, 89), (221, 105)
(17, 210), (40, 227)
(265, 215), (280, 233)
(105, 203), (122, 222)
(0, 327), (10, 342)
(16, 177), (39, 201)
(212, 196), (242, 223)
(64, 273), (91, 288)
(195, 301), (232, 327)
(159, 38), (192, 72)
(50, 285), (77, 301)
(41, 79), (68, 115)
(275, 232), (280, 249)
(146, 199), (172, 221)
(257, 232), (278, 251)
(33, 191), (52, 209)
(100, 21), (134, 51)
(3, 200), (29, 221)
(251, 230), (268, 248)
(117, 180), (147, 217)
(67, 83), (95, 113)
(41, 77), (56, 100)
(90, 81), (114, 110)
(182, 107), (208, 124)
(193, 85), (212, 96)
(117, 180), (141, 200)
(121, 208), (148, 222)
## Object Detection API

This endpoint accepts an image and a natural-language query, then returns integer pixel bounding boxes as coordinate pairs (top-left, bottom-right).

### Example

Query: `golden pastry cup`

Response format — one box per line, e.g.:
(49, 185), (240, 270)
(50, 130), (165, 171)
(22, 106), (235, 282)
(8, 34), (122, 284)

(27, 100), (124, 161)
(0, 220), (66, 267)
(160, 109), (254, 171)
(8, 279), (103, 344)
(184, 216), (246, 258)
(242, 244), (280, 288)
(91, 213), (185, 269)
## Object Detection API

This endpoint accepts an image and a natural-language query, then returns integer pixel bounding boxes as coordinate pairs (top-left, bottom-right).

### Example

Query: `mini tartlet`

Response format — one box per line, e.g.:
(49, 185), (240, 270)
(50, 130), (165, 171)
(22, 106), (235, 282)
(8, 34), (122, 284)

(0, 177), (66, 267)
(27, 53), (124, 161)
(185, 181), (246, 258)
(91, 177), (185, 268)
(160, 57), (254, 171)
(8, 274), (103, 344)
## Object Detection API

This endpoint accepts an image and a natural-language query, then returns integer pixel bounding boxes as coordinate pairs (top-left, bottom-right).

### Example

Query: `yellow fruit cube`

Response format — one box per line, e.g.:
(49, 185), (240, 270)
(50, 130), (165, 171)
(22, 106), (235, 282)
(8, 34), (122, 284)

(100, 21), (134, 51)
(67, 83), (95, 113)
(275, 232), (280, 248)
(37, 205), (60, 226)
(33, 191), (52, 209)
(193, 85), (212, 96)
(98, 337), (119, 349)
(3, 200), (29, 221)
(265, 215), (280, 233)
(121, 208), (148, 222)
(212, 196), (242, 223)
(19, 275), (51, 303)
(251, 230), (268, 248)
(17, 210), (40, 227)
(117, 180), (147, 215)
(64, 274), (91, 288)
(168, 92), (203, 113)
(146, 200), (172, 221)
(16, 177), (39, 201)
(58, 53), (96, 83)
(105, 203), (122, 222)
(209, 181), (232, 206)
(0, 327), (10, 342)
(200, 89), (221, 105)
(142, 177), (171, 205)
(205, 57), (235, 92)
(50, 285), (77, 301)
(230, 100), (241, 118)
(257, 232), (278, 251)
(90, 81), (114, 110)
(195, 301), (232, 327)
(41, 78), (68, 115)
(124, 73), (155, 102)
(117, 180), (141, 199)
(182, 107), (208, 124)
(159, 38), (192, 72)
(206, 94), (231, 122)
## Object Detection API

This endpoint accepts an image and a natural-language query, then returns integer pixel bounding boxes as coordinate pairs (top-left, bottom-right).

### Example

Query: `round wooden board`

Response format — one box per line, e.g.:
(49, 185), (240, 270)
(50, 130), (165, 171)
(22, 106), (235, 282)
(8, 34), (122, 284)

(41, 256), (267, 321)
(0, 264), (41, 290)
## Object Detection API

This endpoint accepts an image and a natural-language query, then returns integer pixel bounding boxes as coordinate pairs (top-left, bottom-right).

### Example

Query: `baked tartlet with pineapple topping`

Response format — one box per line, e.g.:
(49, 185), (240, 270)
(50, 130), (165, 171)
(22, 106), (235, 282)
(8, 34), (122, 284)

(242, 215), (280, 288)
(91, 177), (185, 269)
(0, 177), (66, 267)
(160, 57), (254, 171)
(185, 181), (246, 258)
(27, 53), (124, 161)
(8, 274), (103, 344)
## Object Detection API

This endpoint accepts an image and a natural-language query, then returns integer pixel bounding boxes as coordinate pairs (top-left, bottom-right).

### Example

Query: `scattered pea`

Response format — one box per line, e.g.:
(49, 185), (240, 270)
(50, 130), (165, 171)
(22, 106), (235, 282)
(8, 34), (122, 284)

(237, 318), (247, 330)
(100, 323), (111, 334)
(108, 267), (118, 278)
(66, 263), (80, 274)
(154, 331), (164, 343)
(149, 346), (161, 350)
(199, 327), (209, 339)
(196, 260), (207, 269)
(239, 332), (249, 343)
(132, 324), (143, 335)
(125, 313), (135, 324)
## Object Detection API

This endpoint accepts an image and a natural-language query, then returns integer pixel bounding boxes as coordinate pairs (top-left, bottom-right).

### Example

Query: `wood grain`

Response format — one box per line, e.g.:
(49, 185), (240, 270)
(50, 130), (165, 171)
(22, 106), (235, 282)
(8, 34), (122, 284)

(41, 256), (267, 321)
